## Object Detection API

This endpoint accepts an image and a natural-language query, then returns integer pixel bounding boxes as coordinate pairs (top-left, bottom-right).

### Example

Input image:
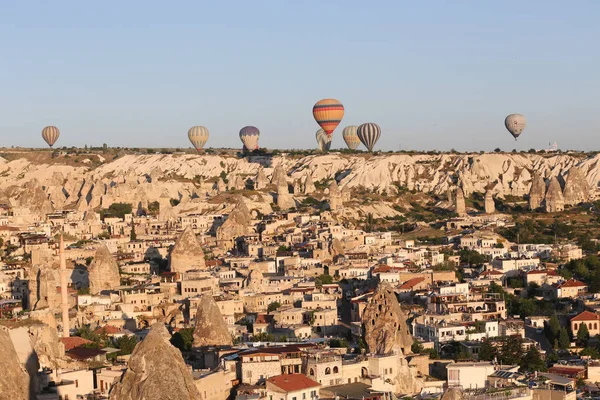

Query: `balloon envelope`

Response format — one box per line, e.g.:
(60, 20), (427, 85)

(315, 129), (332, 152)
(188, 126), (210, 151)
(312, 99), (344, 135)
(357, 123), (381, 152)
(41, 126), (60, 148)
(342, 125), (361, 150)
(505, 114), (526, 140)
(239, 126), (260, 151)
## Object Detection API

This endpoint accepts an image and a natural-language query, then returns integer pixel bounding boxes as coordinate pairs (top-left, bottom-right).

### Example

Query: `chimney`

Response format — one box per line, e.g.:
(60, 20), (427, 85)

(60, 235), (70, 338)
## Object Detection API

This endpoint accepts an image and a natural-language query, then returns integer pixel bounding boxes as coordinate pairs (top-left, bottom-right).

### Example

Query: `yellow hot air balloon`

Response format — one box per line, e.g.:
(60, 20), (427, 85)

(313, 99), (344, 136)
(42, 126), (60, 148)
(188, 126), (209, 151)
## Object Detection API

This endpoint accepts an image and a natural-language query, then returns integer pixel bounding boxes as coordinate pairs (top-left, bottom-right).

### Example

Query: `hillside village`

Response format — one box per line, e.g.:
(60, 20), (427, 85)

(2, 151), (600, 400)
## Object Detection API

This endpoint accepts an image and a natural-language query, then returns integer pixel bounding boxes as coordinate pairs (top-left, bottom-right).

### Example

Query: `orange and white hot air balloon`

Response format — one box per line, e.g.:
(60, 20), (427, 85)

(312, 99), (344, 137)
(41, 126), (60, 148)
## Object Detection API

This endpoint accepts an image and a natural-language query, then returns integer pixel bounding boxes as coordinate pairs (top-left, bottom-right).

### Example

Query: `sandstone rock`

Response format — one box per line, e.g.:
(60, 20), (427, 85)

(216, 177), (226, 193)
(193, 294), (233, 347)
(245, 269), (264, 293)
(230, 174), (245, 190)
(362, 282), (413, 355)
(216, 197), (251, 245)
(271, 165), (287, 187)
(455, 187), (466, 217)
(328, 181), (342, 211)
(0, 326), (30, 400)
(16, 179), (54, 215)
(169, 227), (206, 274)
(293, 179), (301, 194)
(110, 323), (201, 400)
(276, 183), (295, 210)
(563, 166), (589, 206)
(303, 174), (316, 194)
(442, 388), (465, 400)
(28, 263), (59, 311)
(484, 189), (495, 214)
(529, 173), (546, 210)
(331, 238), (345, 257)
(545, 176), (565, 213)
(255, 168), (267, 190)
(88, 245), (121, 295)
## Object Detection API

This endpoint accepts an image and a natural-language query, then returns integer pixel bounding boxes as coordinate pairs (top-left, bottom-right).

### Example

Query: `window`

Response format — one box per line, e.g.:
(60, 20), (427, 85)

(333, 366), (338, 374)
(325, 367), (331, 375)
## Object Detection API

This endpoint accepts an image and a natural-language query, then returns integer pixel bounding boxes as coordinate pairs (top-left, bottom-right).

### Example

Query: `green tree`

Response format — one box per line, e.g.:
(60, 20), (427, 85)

(148, 201), (160, 217)
(411, 341), (424, 354)
(546, 315), (561, 345)
(329, 339), (348, 348)
(520, 346), (547, 372)
(267, 301), (281, 313)
(170, 328), (194, 352)
(103, 203), (133, 219)
(499, 336), (523, 365)
(115, 335), (138, 355)
(315, 274), (333, 288)
(130, 222), (137, 241)
(558, 327), (570, 350)
(576, 323), (589, 347)
(478, 340), (496, 361)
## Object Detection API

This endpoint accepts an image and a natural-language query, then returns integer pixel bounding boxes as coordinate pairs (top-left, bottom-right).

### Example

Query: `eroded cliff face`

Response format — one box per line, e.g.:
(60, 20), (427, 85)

(88, 245), (121, 295)
(0, 326), (31, 400)
(193, 294), (233, 347)
(169, 227), (206, 274)
(1, 152), (598, 217)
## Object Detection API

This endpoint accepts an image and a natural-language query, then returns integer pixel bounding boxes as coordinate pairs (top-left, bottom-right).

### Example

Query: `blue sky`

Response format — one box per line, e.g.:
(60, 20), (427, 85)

(1, 1), (599, 151)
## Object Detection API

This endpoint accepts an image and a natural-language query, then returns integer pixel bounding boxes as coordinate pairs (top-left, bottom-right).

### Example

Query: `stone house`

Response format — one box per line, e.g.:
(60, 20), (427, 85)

(570, 311), (600, 338)
(266, 374), (320, 400)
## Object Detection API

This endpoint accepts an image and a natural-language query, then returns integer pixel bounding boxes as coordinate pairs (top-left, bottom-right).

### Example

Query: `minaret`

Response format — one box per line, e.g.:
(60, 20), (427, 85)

(59, 235), (70, 338)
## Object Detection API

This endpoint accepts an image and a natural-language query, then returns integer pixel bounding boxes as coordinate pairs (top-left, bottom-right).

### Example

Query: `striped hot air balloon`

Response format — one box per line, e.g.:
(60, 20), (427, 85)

(188, 126), (210, 151)
(315, 129), (332, 153)
(239, 126), (260, 151)
(357, 123), (381, 152)
(504, 114), (526, 140)
(41, 126), (60, 148)
(342, 125), (361, 150)
(312, 99), (344, 136)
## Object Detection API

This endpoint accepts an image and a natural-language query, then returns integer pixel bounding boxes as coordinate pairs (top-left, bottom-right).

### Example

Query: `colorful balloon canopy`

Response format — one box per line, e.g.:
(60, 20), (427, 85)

(41, 126), (60, 148)
(504, 114), (526, 140)
(315, 129), (332, 153)
(342, 125), (361, 150)
(312, 98), (344, 136)
(239, 126), (260, 151)
(357, 123), (381, 152)
(188, 126), (210, 151)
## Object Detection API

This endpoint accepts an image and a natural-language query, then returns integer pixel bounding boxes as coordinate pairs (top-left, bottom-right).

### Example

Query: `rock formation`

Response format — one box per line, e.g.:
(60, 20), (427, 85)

(192, 294), (233, 347)
(484, 189), (495, 214)
(328, 181), (342, 211)
(110, 323), (201, 400)
(276, 183), (295, 210)
(28, 264), (59, 311)
(331, 238), (345, 257)
(88, 245), (121, 295)
(216, 178), (226, 194)
(293, 179), (301, 194)
(303, 174), (316, 194)
(362, 282), (413, 355)
(441, 388), (465, 400)
(230, 174), (245, 191)
(563, 166), (589, 206)
(455, 187), (466, 217)
(255, 168), (267, 190)
(271, 165), (287, 188)
(169, 227), (206, 274)
(361, 282), (422, 394)
(529, 173), (546, 210)
(245, 269), (265, 293)
(216, 197), (251, 245)
(0, 326), (31, 400)
(545, 176), (565, 213)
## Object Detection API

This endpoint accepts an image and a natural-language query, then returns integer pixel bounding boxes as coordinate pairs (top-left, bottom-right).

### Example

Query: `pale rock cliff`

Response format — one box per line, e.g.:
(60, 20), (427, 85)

(192, 294), (233, 347)
(88, 245), (121, 295)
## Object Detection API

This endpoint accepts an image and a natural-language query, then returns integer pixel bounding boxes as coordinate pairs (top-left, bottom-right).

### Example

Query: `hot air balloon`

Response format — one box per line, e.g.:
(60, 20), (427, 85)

(505, 114), (526, 140)
(312, 99), (344, 136)
(41, 126), (60, 148)
(357, 123), (381, 152)
(342, 125), (361, 150)
(188, 126), (210, 152)
(239, 126), (260, 151)
(315, 129), (332, 153)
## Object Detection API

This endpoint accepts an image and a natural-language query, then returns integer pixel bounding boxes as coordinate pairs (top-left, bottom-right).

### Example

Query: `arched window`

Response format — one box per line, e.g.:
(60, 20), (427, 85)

(309, 368), (314, 376)
(595, 323), (598, 330)
(325, 367), (331, 375)
(333, 366), (339, 374)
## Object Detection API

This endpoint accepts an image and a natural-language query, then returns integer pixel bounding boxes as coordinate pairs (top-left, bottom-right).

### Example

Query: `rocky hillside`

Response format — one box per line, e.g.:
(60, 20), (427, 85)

(0, 152), (598, 215)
